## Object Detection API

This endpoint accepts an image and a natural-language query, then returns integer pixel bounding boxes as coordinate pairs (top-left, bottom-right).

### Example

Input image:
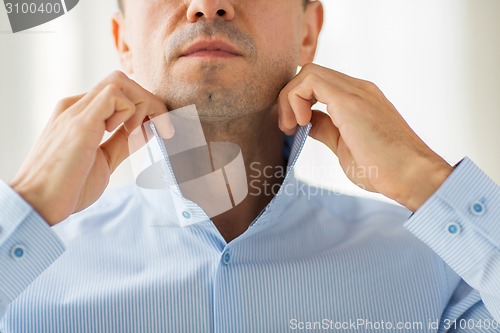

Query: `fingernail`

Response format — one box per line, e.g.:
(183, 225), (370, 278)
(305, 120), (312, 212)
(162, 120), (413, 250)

(152, 113), (175, 139)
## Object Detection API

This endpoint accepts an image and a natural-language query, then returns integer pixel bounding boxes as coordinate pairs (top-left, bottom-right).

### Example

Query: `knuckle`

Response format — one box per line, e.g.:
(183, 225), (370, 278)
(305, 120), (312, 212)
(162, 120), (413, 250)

(362, 80), (379, 92)
(304, 73), (320, 85)
(102, 83), (121, 96)
(351, 94), (368, 110)
(350, 92), (365, 103)
(55, 97), (73, 111)
(107, 70), (127, 82)
(301, 63), (316, 72)
(75, 112), (93, 129)
(343, 93), (364, 110)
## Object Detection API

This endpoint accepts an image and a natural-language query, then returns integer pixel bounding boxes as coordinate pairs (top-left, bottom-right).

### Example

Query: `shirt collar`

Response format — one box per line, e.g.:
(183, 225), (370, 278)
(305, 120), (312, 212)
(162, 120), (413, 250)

(134, 121), (311, 229)
(247, 124), (311, 229)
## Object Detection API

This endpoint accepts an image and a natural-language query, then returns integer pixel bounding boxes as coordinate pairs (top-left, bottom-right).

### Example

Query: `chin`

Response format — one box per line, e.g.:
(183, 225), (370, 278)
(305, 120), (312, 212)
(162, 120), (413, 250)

(160, 81), (257, 118)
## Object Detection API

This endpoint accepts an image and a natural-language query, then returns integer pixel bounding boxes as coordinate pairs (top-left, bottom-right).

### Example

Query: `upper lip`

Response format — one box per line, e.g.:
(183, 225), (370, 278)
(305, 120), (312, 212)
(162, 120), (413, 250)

(180, 39), (242, 57)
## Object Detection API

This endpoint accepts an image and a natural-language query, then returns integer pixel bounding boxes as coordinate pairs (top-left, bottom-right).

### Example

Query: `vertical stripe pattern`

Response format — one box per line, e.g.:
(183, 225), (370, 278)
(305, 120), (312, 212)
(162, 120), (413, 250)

(1, 126), (499, 332)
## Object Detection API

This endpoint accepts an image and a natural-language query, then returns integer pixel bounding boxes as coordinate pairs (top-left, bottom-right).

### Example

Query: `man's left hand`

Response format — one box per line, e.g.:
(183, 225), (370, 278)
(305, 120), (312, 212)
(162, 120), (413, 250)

(278, 64), (453, 212)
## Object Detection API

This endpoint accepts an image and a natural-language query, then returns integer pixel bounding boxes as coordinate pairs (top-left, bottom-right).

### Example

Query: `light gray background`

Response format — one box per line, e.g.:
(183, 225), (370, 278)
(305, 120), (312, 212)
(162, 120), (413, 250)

(0, 0), (499, 204)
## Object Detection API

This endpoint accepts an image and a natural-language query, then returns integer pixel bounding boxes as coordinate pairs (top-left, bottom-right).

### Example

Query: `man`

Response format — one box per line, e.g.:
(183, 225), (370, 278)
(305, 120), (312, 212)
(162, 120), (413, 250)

(0, 0), (499, 332)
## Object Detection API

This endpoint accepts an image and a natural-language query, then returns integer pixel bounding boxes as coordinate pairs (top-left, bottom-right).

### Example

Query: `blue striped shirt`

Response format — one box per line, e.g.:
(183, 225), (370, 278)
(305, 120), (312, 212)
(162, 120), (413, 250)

(0, 125), (499, 332)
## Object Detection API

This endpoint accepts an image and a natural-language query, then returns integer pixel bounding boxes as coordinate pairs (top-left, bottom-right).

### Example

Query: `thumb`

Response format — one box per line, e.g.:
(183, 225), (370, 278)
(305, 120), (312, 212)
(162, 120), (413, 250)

(309, 110), (341, 155)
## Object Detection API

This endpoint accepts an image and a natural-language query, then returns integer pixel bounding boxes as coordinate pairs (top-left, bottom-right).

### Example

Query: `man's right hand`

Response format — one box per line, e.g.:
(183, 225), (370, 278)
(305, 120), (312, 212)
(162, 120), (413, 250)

(9, 71), (173, 226)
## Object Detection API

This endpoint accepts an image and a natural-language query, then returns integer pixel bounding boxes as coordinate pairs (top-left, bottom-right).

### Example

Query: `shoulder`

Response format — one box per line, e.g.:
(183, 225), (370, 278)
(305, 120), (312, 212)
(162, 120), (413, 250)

(52, 182), (139, 242)
(291, 178), (411, 224)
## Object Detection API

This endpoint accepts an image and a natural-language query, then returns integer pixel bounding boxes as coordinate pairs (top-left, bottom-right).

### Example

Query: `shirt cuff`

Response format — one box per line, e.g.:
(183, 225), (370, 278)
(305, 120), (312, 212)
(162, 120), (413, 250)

(404, 157), (499, 279)
(0, 181), (65, 308)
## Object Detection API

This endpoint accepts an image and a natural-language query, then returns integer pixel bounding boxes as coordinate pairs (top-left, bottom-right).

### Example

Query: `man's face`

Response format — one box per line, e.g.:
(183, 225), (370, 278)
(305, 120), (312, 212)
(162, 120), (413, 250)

(116, 0), (321, 120)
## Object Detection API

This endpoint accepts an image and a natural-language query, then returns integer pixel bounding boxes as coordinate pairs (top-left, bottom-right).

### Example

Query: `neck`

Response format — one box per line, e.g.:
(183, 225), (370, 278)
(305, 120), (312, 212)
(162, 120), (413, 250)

(199, 108), (286, 242)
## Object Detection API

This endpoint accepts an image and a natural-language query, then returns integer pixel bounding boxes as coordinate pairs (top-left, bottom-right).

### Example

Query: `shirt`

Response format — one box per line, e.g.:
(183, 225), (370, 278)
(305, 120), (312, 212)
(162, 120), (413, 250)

(0, 125), (499, 333)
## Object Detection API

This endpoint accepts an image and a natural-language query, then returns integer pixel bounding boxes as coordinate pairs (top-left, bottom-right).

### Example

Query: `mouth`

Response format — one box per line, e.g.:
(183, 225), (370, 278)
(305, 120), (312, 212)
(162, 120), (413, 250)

(180, 39), (243, 58)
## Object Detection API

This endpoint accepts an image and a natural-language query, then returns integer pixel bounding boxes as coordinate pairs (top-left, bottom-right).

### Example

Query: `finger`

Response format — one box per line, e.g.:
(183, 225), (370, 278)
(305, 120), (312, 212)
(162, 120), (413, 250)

(278, 84), (300, 135)
(277, 103), (297, 135)
(102, 120), (158, 173)
(149, 112), (175, 139)
(289, 84), (315, 126)
(70, 73), (173, 142)
(77, 72), (141, 108)
(279, 69), (338, 133)
(74, 72), (169, 123)
(308, 110), (340, 155)
(127, 122), (155, 156)
(83, 84), (136, 132)
(278, 65), (363, 135)
(122, 100), (171, 137)
(100, 125), (133, 173)
(298, 74), (356, 128)
(281, 74), (328, 131)
(96, 72), (172, 137)
(300, 64), (367, 92)
(123, 102), (151, 134)
(52, 94), (86, 118)
(101, 72), (168, 118)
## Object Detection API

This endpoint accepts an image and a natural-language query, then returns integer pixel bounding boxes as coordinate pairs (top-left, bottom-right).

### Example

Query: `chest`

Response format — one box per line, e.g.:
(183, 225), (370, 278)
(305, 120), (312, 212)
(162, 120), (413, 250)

(3, 228), (455, 333)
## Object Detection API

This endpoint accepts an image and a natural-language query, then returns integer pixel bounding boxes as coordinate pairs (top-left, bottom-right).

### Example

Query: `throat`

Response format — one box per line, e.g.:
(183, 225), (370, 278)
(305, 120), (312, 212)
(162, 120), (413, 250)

(211, 190), (273, 243)
(198, 110), (286, 243)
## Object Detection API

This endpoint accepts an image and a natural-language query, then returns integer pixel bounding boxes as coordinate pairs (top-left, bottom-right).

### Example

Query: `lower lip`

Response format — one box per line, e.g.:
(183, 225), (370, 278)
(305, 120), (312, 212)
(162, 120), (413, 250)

(183, 50), (240, 58)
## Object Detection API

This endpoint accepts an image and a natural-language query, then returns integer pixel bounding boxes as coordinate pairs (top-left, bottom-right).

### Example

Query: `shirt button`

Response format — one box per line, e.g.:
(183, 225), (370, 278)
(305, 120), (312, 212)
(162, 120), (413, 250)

(470, 201), (486, 216)
(446, 222), (461, 236)
(222, 251), (231, 265)
(182, 210), (192, 219)
(10, 245), (26, 259)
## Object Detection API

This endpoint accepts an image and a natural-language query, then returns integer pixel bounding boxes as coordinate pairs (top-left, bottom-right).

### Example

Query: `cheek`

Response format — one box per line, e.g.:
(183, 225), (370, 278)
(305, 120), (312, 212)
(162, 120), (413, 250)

(128, 10), (174, 87)
(252, 11), (302, 65)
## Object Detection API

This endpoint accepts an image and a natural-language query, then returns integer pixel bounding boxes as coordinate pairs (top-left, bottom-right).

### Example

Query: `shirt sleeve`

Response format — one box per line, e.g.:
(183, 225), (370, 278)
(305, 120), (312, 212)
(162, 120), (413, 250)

(0, 181), (65, 319)
(404, 157), (500, 322)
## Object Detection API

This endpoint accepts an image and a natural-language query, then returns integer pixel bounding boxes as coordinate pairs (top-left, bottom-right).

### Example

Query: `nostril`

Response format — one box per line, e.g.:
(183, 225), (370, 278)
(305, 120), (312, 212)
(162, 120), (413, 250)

(196, 12), (203, 18)
(216, 9), (226, 16)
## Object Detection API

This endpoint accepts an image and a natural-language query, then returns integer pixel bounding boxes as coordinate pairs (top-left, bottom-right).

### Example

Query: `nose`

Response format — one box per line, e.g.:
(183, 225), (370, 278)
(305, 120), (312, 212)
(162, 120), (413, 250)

(186, 0), (235, 22)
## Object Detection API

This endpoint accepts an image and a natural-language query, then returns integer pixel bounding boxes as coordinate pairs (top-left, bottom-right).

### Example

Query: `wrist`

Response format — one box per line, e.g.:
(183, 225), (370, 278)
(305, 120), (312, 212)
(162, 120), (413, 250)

(10, 179), (57, 226)
(397, 156), (453, 212)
